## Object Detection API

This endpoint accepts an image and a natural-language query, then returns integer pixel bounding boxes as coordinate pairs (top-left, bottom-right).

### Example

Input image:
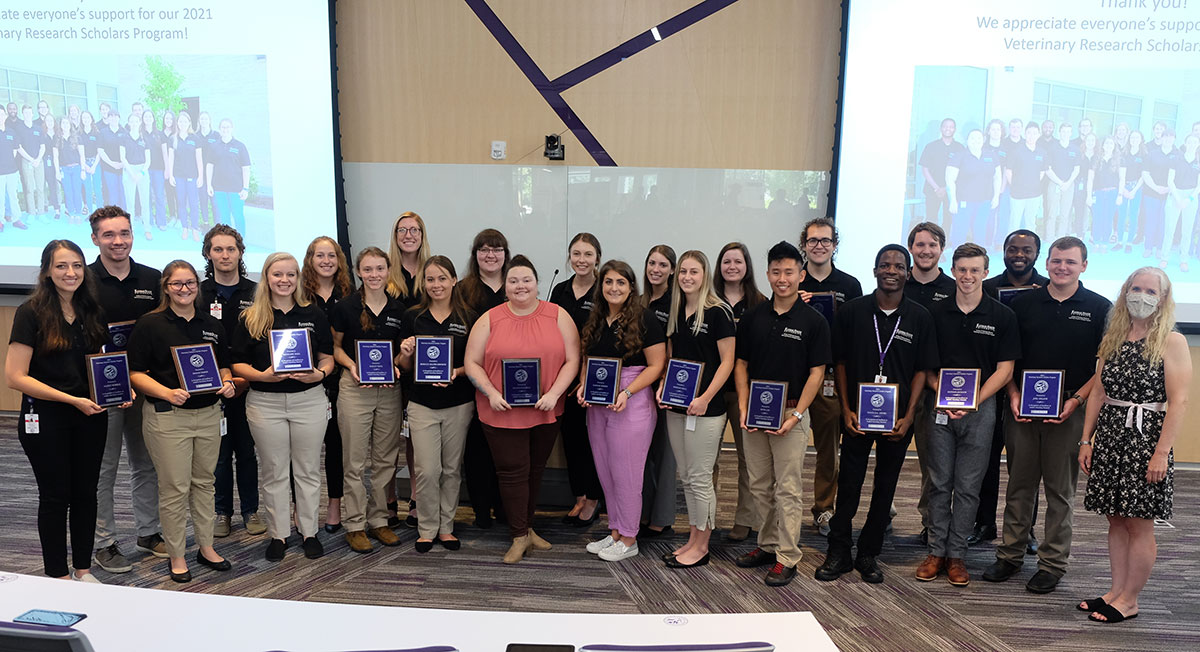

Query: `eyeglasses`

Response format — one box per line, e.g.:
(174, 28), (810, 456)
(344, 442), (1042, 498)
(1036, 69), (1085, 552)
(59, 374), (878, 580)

(167, 280), (198, 290)
(478, 247), (505, 257)
(805, 237), (834, 248)
(395, 226), (422, 236)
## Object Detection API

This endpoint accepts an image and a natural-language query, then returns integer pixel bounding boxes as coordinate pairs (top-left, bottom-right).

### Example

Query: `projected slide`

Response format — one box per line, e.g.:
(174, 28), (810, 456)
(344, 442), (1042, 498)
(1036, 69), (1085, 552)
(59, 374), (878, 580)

(836, 0), (1200, 320)
(0, 0), (337, 284)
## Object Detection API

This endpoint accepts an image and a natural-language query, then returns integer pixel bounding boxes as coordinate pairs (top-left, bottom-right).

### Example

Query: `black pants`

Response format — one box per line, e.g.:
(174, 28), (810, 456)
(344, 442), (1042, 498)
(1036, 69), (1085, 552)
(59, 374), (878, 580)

(463, 414), (502, 518)
(19, 397), (108, 577)
(214, 394), (259, 516)
(560, 399), (602, 500)
(827, 428), (912, 558)
(977, 407), (1038, 531)
(324, 383), (344, 499)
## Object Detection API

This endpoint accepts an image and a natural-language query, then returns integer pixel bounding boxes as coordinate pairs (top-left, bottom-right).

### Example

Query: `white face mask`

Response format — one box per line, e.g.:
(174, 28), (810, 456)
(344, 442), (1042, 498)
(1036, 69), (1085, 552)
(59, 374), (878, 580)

(1127, 291), (1159, 319)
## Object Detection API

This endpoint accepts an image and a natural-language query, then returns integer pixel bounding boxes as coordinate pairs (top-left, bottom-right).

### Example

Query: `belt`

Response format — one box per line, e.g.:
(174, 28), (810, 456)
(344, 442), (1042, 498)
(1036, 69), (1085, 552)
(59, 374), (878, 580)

(1103, 397), (1166, 434)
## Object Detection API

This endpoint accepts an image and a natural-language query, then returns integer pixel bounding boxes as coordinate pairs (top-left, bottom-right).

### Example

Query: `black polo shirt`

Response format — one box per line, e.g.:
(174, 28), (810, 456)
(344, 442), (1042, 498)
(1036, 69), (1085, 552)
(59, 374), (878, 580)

(230, 303), (335, 393)
(330, 292), (406, 359)
(392, 266), (423, 309)
(120, 131), (148, 166)
(549, 276), (596, 332)
(1048, 141), (1080, 182)
(9, 302), (98, 398)
(834, 293), (939, 412)
(80, 127), (101, 159)
(58, 134), (81, 167)
(1006, 143), (1048, 199)
(948, 148), (1000, 202)
(735, 298), (832, 400)
(127, 307), (229, 409)
(982, 268), (1050, 300)
(400, 307), (474, 409)
(587, 310), (665, 367)
(1093, 158), (1121, 190)
(146, 129), (166, 170)
(1124, 149), (1145, 186)
(1174, 152), (1200, 190)
(904, 270), (955, 309)
(929, 294), (1021, 378)
(200, 276), (257, 342)
(647, 293), (671, 331)
(90, 257), (161, 324)
(667, 304), (736, 417)
(1144, 147), (1176, 200)
(207, 138), (250, 192)
(16, 122), (44, 159)
(98, 126), (123, 173)
(0, 128), (17, 175)
(799, 265), (863, 307)
(918, 138), (965, 190)
(1009, 284), (1111, 393)
(465, 278), (505, 315)
(171, 133), (201, 179)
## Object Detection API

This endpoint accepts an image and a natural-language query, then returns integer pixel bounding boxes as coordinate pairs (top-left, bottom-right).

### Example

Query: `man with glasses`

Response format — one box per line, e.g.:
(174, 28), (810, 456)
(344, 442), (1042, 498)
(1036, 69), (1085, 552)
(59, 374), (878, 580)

(797, 217), (862, 536)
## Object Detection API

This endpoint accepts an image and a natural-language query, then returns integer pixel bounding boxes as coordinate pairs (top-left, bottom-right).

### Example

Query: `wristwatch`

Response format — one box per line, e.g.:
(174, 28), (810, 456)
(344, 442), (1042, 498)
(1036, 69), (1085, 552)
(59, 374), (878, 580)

(623, 388), (633, 398)
(789, 410), (802, 421)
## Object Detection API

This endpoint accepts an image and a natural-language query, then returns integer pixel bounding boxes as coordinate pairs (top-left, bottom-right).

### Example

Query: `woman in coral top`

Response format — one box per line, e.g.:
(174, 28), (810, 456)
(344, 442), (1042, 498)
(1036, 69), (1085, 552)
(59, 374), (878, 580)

(465, 255), (580, 563)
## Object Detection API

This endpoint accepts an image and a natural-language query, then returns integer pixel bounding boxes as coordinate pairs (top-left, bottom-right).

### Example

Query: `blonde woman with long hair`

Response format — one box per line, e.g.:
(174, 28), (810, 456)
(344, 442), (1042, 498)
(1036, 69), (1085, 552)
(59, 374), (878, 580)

(387, 211), (431, 304)
(1078, 267), (1191, 624)
(231, 253), (336, 562)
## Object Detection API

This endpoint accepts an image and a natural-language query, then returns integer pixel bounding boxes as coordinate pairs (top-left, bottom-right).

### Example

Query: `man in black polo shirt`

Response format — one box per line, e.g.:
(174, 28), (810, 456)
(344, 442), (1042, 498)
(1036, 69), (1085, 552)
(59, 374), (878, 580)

(919, 118), (965, 228)
(1142, 129), (1178, 262)
(88, 205), (165, 572)
(919, 243), (1020, 587)
(734, 241), (830, 587)
(97, 111), (126, 207)
(797, 217), (862, 536)
(904, 221), (955, 544)
(1006, 122), (1048, 232)
(973, 229), (1049, 549)
(0, 113), (26, 231)
(199, 224), (266, 538)
(1046, 123), (1080, 241)
(815, 245), (938, 585)
(205, 118), (252, 234)
(983, 237), (1110, 594)
(15, 105), (46, 220)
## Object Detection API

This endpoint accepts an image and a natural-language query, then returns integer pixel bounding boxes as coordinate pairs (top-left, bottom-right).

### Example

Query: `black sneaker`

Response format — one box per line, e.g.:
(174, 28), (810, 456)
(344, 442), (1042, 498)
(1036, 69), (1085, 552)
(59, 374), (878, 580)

(1025, 569), (1060, 594)
(135, 533), (169, 558)
(735, 547), (777, 568)
(265, 538), (287, 562)
(814, 550), (854, 581)
(765, 562), (797, 587)
(302, 536), (325, 559)
(855, 554), (884, 584)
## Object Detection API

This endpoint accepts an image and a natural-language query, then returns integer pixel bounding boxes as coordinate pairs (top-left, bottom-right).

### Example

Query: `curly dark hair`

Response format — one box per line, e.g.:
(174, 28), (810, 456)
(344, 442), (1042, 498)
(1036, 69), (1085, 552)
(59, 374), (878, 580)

(581, 260), (645, 362)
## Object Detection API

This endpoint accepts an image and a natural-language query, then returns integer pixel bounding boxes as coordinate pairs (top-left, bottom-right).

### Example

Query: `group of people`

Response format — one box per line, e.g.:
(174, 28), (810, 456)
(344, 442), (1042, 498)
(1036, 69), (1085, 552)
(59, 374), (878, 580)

(919, 115), (1200, 271)
(0, 100), (252, 241)
(6, 206), (1186, 626)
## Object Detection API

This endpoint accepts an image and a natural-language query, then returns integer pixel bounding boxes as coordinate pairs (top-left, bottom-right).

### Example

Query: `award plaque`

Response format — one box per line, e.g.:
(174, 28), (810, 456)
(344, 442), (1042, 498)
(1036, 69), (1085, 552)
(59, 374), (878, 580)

(270, 328), (314, 373)
(857, 383), (899, 432)
(997, 286), (1035, 306)
(502, 358), (541, 406)
(356, 340), (396, 385)
(1019, 369), (1065, 419)
(661, 359), (704, 409)
(583, 357), (622, 405)
(746, 380), (788, 430)
(171, 343), (222, 394)
(935, 368), (980, 411)
(808, 292), (837, 325)
(414, 336), (454, 384)
(106, 320), (136, 352)
(86, 352), (132, 408)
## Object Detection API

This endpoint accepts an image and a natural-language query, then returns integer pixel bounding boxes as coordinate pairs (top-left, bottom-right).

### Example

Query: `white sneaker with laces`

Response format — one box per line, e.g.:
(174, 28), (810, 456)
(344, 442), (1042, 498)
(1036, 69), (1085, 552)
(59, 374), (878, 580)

(599, 540), (639, 562)
(72, 570), (103, 584)
(816, 510), (833, 537)
(586, 535), (615, 554)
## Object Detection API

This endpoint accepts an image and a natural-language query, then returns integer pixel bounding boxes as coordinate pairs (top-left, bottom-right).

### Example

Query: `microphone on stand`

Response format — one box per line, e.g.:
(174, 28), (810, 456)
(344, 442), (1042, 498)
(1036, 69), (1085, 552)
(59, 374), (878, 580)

(544, 268), (560, 300)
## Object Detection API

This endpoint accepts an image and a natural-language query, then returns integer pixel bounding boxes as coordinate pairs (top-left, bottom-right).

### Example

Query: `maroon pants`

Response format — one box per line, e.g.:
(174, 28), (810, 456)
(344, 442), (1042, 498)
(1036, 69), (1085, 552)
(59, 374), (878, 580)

(481, 420), (560, 538)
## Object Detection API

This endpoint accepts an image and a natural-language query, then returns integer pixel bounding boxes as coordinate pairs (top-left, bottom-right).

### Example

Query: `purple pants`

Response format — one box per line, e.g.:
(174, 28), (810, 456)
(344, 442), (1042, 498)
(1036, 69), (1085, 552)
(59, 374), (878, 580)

(586, 366), (657, 539)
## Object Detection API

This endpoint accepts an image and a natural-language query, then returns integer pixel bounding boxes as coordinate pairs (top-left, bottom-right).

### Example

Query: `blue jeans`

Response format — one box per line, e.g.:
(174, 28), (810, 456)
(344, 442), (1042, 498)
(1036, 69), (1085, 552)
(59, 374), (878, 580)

(82, 159), (102, 214)
(101, 169), (125, 208)
(1143, 194), (1167, 253)
(213, 190), (245, 233)
(926, 395), (996, 558)
(1115, 184), (1141, 244)
(148, 169), (167, 227)
(950, 200), (990, 246)
(60, 165), (82, 215)
(214, 395), (259, 517)
(991, 189), (1011, 247)
(175, 178), (199, 230)
(1092, 188), (1119, 246)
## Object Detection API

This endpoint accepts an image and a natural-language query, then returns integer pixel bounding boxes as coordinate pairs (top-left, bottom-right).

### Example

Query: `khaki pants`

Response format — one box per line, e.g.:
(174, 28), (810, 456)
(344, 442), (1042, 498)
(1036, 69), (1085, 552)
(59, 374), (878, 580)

(409, 401), (474, 539)
(1045, 181), (1075, 241)
(723, 391), (759, 529)
(246, 386), (329, 540)
(808, 375), (840, 519)
(995, 409), (1083, 576)
(141, 402), (221, 558)
(337, 374), (402, 531)
(19, 158), (45, 214)
(665, 411), (727, 530)
(743, 411), (811, 567)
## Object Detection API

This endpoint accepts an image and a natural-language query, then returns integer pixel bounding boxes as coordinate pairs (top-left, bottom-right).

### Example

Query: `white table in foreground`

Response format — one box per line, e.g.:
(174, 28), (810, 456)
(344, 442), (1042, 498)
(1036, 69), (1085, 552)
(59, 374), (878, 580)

(0, 573), (838, 652)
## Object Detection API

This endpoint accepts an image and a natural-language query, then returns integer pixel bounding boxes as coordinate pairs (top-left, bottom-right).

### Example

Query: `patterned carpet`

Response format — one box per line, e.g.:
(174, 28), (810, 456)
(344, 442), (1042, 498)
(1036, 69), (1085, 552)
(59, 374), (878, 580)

(0, 413), (1196, 651)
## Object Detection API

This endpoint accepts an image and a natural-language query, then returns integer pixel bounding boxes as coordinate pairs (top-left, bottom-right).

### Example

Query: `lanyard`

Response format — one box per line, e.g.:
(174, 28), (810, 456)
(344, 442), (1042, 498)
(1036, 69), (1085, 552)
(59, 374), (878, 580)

(873, 313), (901, 377)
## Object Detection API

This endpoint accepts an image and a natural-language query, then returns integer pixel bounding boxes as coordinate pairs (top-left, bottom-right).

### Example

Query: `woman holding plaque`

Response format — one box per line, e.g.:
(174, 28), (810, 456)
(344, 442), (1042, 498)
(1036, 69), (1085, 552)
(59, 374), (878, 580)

(398, 256), (477, 552)
(639, 244), (678, 539)
(6, 240), (112, 582)
(714, 242), (766, 542)
(464, 255), (580, 563)
(1078, 267), (1191, 624)
(330, 247), (404, 553)
(232, 253), (336, 562)
(127, 260), (237, 582)
(302, 236), (354, 533)
(659, 251), (735, 568)
(578, 260), (667, 562)
(549, 232), (603, 526)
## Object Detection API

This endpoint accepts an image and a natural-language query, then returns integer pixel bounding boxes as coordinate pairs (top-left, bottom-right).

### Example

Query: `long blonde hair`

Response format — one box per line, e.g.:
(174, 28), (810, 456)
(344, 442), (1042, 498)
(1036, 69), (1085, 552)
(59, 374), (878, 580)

(667, 250), (733, 337)
(241, 253), (310, 340)
(1097, 266), (1175, 364)
(387, 211), (431, 299)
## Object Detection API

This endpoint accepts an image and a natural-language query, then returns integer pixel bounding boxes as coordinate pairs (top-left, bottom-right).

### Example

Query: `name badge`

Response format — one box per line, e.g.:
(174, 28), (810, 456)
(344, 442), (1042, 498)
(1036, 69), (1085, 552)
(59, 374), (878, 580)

(105, 320), (136, 352)
(209, 302), (223, 320)
(270, 328), (314, 373)
(935, 368), (980, 411)
(356, 340), (396, 385)
(86, 352), (133, 408)
(502, 358), (541, 406)
(171, 343), (222, 394)
(23, 413), (39, 434)
(583, 357), (622, 406)
(661, 359), (704, 409)
(220, 417), (228, 436)
(857, 383), (898, 432)
(746, 379), (788, 430)
(1019, 369), (1064, 419)
(414, 336), (453, 384)
(822, 378), (836, 397)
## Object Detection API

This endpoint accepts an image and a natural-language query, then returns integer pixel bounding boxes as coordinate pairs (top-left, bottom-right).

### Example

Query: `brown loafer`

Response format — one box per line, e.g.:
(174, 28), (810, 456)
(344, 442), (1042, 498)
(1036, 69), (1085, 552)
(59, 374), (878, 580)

(915, 555), (945, 581)
(527, 529), (552, 551)
(503, 534), (532, 564)
(369, 526), (401, 547)
(345, 530), (374, 554)
(947, 558), (970, 586)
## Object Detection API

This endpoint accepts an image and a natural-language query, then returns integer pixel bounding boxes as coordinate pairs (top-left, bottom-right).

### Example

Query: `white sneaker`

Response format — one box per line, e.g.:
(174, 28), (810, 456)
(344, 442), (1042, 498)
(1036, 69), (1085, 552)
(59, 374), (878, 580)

(586, 535), (615, 554)
(599, 540), (639, 562)
(72, 570), (103, 584)
(815, 510), (833, 537)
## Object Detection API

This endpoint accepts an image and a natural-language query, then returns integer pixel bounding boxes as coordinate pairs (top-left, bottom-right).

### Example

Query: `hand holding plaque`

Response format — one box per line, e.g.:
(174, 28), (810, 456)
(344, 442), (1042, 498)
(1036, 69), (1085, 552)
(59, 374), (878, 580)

(502, 359), (541, 407)
(414, 336), (453, 384)
(583, 357), (622, 406)
(87, 352), (133, 408)
(857, 383), (899, 433)
(171, 344), (222, 394)
(661, 359), (704, 410)
(1018, 369), (1064, 419)
(356, 340), (396, 385)
(935, 368), (980, 411)
(745, 380), (788, 431)
(270, 328), (314, 374)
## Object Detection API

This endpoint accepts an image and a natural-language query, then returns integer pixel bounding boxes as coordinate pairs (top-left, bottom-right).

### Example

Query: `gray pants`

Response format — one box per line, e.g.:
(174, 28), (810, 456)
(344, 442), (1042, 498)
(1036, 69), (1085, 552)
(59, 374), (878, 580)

(913, 392), (934, 529)
(640, 408), (677, 528)
(95, 397), (161, 549)
(926, 395), (995, 558)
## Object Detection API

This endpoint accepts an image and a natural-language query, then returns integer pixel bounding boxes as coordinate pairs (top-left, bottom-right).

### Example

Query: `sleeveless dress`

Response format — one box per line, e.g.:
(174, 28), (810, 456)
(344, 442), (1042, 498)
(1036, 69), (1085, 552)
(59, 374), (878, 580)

(1084, 339), (1174, 520)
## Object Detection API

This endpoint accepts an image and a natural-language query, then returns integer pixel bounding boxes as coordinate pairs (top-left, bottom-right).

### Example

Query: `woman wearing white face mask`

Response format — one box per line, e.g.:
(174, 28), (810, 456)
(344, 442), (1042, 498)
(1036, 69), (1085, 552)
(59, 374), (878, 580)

(1077, 267), (1191, 624)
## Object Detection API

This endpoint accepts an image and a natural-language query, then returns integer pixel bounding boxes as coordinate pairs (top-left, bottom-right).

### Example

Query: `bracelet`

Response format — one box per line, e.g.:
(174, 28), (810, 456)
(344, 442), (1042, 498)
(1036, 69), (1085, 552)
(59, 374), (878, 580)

(1071, 394), (1083, 405)
(1078, 440), (1092, 447)
(319, 369), (327, 379)
(623, 388), (632, 398)
(223, 379), (235, 388)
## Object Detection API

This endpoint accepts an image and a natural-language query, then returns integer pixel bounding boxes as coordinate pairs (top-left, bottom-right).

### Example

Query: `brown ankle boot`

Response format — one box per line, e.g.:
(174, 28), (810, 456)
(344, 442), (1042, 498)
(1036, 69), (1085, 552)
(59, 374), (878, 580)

(947, 558), (970, 586)
(502, 534), (531, 564)
(915, 555), (945, 581)
(527, 529), (552, 551)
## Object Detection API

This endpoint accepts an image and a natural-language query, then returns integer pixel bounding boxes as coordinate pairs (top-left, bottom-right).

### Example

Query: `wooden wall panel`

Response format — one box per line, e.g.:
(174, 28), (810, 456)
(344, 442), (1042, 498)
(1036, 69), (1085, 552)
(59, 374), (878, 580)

(0, 307), (22, 411)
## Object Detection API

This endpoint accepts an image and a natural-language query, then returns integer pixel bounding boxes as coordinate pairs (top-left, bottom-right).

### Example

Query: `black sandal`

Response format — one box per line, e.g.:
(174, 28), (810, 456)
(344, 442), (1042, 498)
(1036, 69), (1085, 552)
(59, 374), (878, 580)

(1088, 603), (1138, 623)
(1076, 597), (1106, 612)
